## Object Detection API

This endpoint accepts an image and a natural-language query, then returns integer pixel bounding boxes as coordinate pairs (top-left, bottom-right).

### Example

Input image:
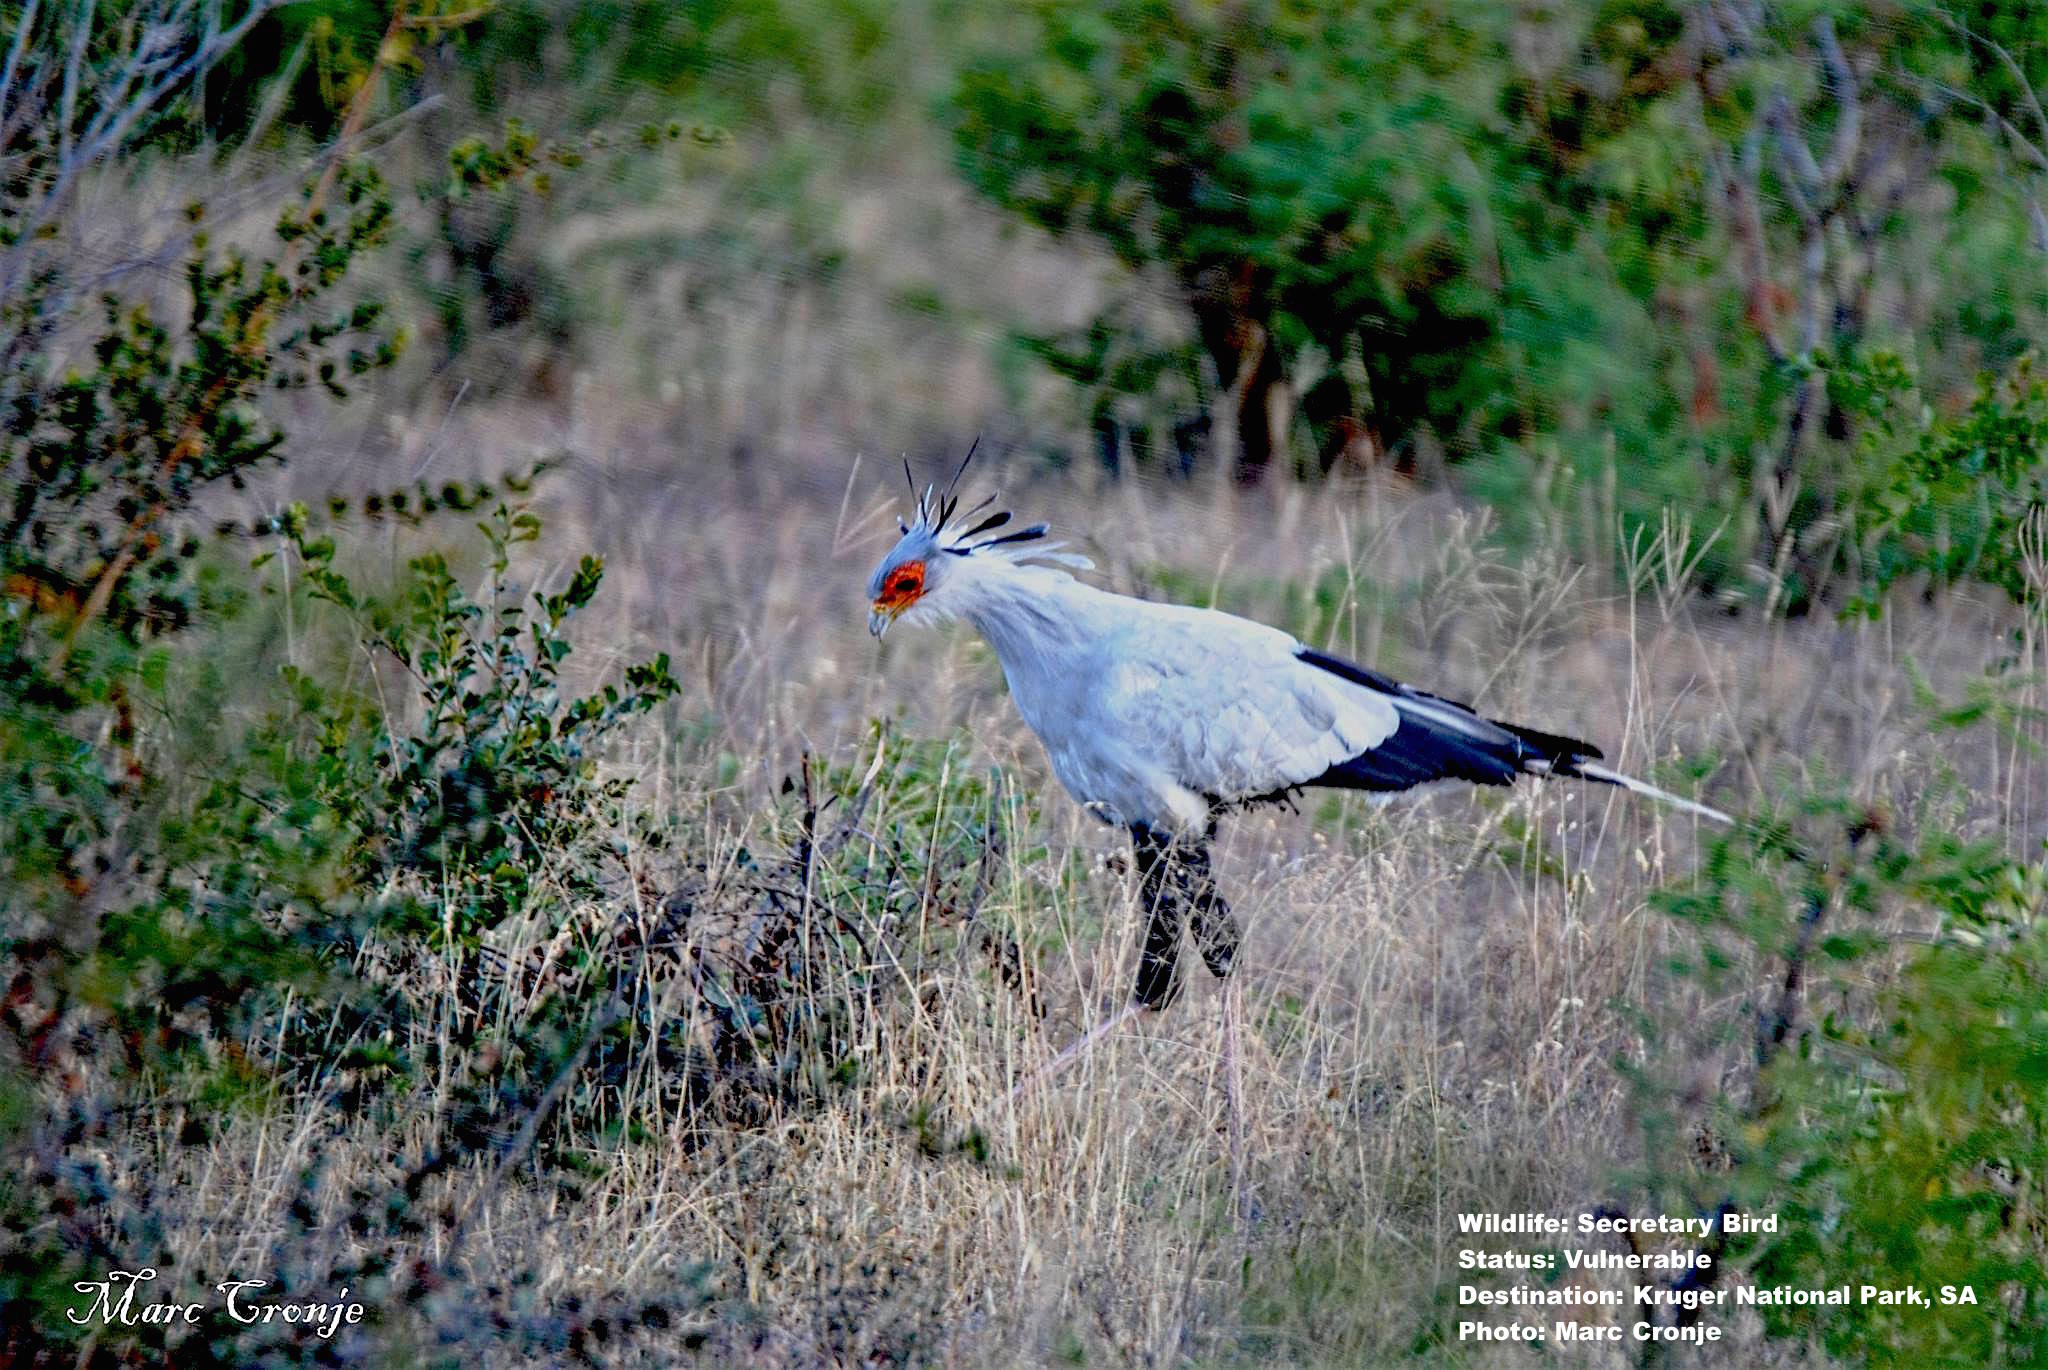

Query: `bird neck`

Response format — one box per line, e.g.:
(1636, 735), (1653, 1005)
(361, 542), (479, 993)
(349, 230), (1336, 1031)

(948, 555), (1096, 667)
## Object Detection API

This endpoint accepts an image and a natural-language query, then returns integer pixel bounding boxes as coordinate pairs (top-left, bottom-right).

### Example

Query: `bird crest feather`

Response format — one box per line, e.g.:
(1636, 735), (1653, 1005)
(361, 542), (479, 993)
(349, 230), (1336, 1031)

(900, 439), (1094, 570)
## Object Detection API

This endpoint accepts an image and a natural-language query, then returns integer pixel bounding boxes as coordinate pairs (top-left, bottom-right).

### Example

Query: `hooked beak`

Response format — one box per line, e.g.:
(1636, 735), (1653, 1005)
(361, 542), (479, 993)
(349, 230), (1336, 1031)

(868, 606), (892, 639)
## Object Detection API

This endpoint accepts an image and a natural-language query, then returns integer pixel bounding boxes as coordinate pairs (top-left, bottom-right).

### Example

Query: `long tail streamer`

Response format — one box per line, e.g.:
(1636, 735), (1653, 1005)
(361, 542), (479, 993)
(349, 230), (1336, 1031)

(1571, 761), (1734, 826)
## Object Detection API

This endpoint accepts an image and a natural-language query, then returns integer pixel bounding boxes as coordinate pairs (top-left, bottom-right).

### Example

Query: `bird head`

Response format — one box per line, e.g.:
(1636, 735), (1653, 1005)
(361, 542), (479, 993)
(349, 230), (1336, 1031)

(866, 443), (1090, 639)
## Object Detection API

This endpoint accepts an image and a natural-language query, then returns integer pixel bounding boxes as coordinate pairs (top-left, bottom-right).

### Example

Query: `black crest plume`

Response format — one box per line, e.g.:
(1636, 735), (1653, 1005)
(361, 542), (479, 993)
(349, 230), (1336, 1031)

(912, 435), (978, 534)
(898, 438), (1055, 556)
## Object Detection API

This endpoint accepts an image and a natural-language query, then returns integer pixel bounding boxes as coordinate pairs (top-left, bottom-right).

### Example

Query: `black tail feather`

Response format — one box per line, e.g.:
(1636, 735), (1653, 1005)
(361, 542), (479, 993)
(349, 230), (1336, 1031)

(1291, 646), (1730, 822)
(1295, 647), (1601, 793)
(1495, 718), (1604, 773)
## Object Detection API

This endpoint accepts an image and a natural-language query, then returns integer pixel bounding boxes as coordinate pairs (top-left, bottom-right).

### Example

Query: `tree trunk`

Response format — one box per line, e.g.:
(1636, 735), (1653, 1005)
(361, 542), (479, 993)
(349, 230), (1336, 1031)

(1191, 261), (1290, 483)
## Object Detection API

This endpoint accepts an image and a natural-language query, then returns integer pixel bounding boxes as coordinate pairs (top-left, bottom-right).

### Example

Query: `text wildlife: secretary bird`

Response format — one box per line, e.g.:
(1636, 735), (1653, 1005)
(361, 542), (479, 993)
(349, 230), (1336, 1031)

(865, 453), (1730, 1070)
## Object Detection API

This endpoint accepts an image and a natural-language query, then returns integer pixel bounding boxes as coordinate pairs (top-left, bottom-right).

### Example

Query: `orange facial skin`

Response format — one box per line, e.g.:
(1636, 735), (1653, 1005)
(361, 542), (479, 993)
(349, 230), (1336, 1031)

(873, 559), (926, 617)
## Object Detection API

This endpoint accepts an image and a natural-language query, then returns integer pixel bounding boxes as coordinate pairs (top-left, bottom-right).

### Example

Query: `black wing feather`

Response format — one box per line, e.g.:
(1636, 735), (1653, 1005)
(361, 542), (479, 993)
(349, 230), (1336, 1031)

(1293, 648), (1602, 793)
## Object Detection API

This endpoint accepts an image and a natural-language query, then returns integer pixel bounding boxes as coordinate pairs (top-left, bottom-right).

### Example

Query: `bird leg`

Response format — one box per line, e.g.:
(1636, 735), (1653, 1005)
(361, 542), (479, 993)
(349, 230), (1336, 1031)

(1176, 837), (1240, 980)
(1132, 826), (1189, 1009)
(1008, 826), (1244, 1107)
(1143, 827), (1249, 1222)
(1133, 822), (1243, 1003)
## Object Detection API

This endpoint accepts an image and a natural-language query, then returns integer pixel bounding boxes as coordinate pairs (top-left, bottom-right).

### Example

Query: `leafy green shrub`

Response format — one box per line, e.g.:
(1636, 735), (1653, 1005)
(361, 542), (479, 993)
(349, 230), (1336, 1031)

(1841, 350), (2048, 619)
(0, 4), (704, 1355)
(1745, 912), (2048, 1364)
(950, 0), (1514, 480)
(0, 77), (415, 1351)
(282, 500), (679, 945)
(2, 476), (705, 1357)
(1604, 344), (2048, 1361)
(1633, 732), (2048, 1364)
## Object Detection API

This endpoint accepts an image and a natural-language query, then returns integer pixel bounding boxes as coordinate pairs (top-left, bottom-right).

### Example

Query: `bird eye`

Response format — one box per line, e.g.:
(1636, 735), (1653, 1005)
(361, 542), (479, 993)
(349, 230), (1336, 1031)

(883, 562), (925, 598)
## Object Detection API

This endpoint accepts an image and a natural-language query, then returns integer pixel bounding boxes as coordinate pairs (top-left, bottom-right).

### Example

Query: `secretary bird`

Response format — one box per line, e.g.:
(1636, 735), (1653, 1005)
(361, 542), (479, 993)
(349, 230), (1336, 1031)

(865, 454), (1730, 1096)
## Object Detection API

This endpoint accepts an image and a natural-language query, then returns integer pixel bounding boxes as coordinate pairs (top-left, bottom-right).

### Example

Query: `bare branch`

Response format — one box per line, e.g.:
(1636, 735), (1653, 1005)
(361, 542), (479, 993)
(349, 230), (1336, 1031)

(1764, 90), (1821, 228)
(0, 0), (284, 306)
(1935, 76), (2048, 171)
(0, 0), (43, 129)
(1813, 16), (1860, 184)
(1709, 129), (1786, 363)
(58, 0), (94, 167)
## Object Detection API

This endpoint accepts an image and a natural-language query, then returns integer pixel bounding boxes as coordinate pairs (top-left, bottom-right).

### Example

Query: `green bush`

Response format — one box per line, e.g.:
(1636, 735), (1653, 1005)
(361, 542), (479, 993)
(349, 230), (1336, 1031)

(1841, 350), (2048, 619)
(283, 500), (679, 945)
(950, 0), (2048, 617)
(950, 0), (1516, 480)
(0, 3), (703, 1355)
(1, 474), (706, 1358)
(1636, 739), (2048, 1364)
(1, 91), (414, 1347)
